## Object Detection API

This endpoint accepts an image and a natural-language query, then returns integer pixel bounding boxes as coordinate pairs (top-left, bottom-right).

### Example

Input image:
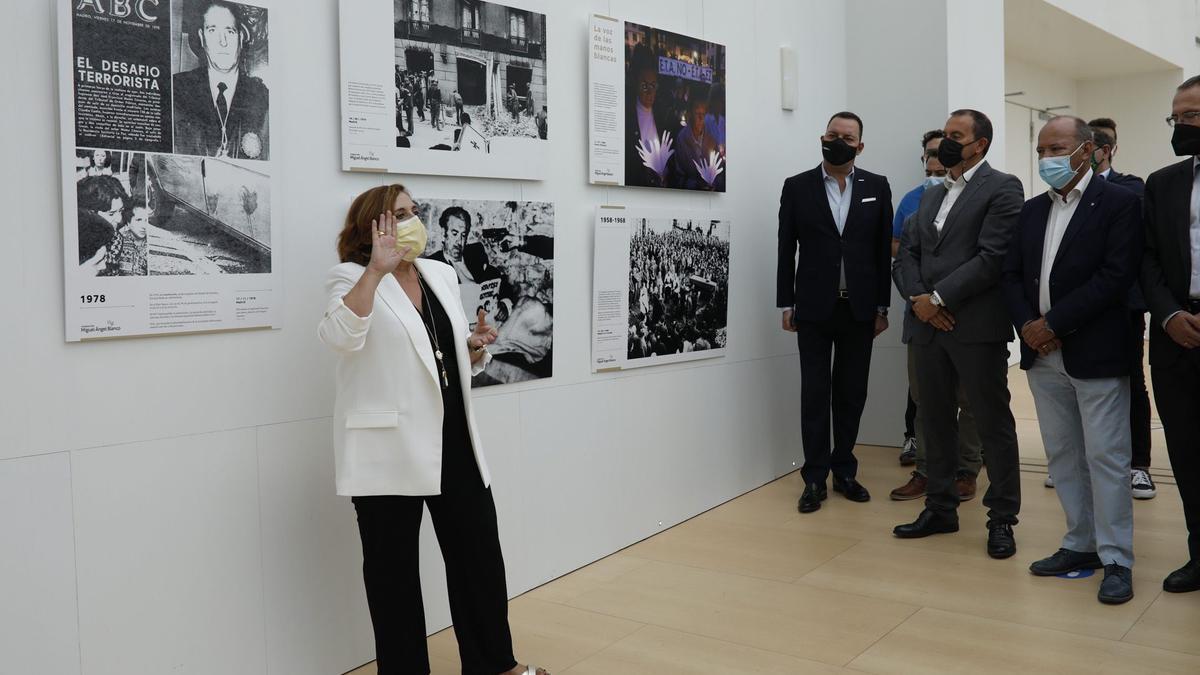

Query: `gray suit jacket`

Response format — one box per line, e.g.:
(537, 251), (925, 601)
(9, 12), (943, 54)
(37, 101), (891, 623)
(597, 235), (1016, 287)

(898, 161), (1024, 344)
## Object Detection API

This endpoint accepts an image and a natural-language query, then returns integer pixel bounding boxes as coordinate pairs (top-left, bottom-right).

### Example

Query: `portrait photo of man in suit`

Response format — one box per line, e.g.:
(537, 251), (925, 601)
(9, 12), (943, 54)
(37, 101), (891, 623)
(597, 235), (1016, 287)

(172, 0), (270, 161)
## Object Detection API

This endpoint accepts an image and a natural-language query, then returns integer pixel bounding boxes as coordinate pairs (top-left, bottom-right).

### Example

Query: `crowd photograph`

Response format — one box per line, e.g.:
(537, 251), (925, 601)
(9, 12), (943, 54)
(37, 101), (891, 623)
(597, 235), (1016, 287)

(627, 217), (729, 363)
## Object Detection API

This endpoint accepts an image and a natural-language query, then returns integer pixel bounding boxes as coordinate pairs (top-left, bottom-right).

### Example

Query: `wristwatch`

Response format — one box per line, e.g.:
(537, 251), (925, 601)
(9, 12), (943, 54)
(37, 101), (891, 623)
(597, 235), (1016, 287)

(930, 291), (945, 307)
(876, 306), (889, 317)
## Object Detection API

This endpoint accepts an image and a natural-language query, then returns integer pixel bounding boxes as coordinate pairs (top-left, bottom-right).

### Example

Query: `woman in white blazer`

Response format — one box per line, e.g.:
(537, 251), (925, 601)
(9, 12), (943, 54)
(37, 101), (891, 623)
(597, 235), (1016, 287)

(319, 184), (548, 675)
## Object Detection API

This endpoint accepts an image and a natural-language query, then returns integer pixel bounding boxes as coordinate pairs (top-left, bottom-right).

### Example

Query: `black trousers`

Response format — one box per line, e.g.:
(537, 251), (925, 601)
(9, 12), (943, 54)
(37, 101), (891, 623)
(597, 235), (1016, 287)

(904, 389), (917, 439)
(352, 478), (516, 674)
(795, 299), (874, 485)
(1151, 346), (1200, 560)
(1129, 311), (1152, 469)
(914, 333), (1021, 524)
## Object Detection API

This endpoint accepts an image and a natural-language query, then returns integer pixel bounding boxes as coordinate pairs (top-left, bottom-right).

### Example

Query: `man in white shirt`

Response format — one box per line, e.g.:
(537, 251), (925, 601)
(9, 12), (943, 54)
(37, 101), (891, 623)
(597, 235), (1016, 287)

(1001, 117), (1143, 604)
(894, 109), (1025, 558)
(1142, 76), (1200, 594)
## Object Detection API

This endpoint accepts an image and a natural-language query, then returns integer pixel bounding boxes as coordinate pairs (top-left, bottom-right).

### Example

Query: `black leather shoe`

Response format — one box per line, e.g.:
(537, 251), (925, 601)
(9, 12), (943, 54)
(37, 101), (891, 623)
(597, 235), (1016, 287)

(798, 483), (828, 514)
(1029, 548), (1103, 576)
(833, 476), (870, 502)
(987, 522), (1017, 559)
(1163, 559), (1200, 593)
(893, 509), (959, 538)
(1099, 564), (1134, 604)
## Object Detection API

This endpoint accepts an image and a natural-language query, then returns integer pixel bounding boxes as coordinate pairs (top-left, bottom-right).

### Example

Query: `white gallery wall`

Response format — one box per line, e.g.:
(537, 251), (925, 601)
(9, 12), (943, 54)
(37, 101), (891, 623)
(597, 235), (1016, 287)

(7, 1), (1196, 674)
(2, 1), (860, 674)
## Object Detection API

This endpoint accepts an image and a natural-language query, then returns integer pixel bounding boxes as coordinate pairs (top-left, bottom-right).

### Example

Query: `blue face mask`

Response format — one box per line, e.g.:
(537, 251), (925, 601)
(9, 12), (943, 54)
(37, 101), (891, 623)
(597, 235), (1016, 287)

(1038, 142), (1086, 190)
(923, 175), (945, 189)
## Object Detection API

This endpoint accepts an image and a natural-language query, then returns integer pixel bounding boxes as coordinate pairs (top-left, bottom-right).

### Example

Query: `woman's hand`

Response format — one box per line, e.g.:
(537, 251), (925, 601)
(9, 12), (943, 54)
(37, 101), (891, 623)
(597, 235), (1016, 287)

(366, 211), (409, 276)
(468, 309), (498, 363)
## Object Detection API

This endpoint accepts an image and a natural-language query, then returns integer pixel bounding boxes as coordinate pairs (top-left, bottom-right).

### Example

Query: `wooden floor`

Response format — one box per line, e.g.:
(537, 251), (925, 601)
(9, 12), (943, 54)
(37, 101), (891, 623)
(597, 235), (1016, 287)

(348, 437), (1199, 673)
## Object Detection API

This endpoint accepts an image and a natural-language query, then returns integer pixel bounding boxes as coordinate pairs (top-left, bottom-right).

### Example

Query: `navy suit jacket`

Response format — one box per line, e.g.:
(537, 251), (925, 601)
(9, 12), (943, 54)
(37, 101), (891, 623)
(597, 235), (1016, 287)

(1103, 169), (1147, 311)
(777, 165), (893, 322)
(1001, 175), (1143, 378)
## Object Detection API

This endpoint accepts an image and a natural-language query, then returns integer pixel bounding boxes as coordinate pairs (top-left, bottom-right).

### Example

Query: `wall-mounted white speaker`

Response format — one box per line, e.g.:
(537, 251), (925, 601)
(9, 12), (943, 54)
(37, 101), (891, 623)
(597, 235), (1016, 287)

(780, 45), (798, 111)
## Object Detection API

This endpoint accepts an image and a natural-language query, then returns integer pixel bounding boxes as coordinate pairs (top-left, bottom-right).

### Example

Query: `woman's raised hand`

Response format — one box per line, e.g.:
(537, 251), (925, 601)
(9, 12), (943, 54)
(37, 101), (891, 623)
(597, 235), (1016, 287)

(367, 210), (410, 275)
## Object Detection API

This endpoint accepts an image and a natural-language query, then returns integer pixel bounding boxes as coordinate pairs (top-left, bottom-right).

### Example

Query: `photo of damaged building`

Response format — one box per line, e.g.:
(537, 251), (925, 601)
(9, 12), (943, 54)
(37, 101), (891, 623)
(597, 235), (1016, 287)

(392, 0), (547, 149)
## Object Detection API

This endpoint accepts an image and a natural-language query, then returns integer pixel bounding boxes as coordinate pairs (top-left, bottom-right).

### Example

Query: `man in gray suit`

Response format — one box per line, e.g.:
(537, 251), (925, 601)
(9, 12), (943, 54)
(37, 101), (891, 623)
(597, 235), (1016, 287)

(892, 109), (1026, 559)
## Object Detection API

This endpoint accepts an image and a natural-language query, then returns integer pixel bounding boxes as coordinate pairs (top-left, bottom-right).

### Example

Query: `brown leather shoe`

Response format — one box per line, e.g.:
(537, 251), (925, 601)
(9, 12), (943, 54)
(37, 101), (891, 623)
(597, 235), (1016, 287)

(956, 473), (977, 502)
(890, 472), (927, 501)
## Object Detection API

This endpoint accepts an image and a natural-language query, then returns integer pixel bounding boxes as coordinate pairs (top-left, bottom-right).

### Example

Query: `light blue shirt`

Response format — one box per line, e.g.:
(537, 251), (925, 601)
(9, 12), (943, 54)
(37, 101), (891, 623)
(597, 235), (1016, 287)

(821, 165), (854, 234)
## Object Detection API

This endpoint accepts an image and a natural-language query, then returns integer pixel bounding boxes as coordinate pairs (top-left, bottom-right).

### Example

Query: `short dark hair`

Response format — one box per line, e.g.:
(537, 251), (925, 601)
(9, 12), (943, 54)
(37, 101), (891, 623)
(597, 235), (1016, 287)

(1177, 75), (1200, 92)
(1090, 126), (1114, 148)
(188, 1), (248, 60)
(78, 175), (129, 213)
(438, 206), (472, 235)
(921, 129), (945, 148)
(949, 109), (993, 154)
(687, 85), (710, 111)
(630, 45), (657, 78)
(1088, 117), (1117, 143)
(827, 111), (863, 138)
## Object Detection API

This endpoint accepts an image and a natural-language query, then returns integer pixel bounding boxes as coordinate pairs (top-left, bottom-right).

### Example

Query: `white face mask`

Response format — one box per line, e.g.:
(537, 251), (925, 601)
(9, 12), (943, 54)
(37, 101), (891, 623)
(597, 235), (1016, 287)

(394, 215), (428, 261)
(923, 175), (945, 188)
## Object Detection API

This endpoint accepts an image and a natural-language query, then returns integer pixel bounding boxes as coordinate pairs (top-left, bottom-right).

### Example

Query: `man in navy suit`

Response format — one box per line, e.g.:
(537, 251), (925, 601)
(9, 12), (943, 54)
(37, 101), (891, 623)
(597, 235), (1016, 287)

(1089, 118), (1156, 500)
(777, 111), (892, 514)
(173, 1), (269, 160)
(1001, 116), (1143, 604)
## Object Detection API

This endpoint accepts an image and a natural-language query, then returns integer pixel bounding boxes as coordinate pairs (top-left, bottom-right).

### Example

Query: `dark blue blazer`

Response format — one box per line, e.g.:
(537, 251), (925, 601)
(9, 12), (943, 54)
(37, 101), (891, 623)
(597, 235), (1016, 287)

(1102, 169), (1147, 311)
(1001, 175), (1143, 378)
(777, 165), (893, 322)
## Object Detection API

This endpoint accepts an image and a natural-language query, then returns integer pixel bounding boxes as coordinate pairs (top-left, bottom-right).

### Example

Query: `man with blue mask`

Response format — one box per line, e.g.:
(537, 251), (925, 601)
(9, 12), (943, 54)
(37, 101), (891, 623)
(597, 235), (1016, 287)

(1000, 116), (1143, 604)
(890, 129), (982, 504)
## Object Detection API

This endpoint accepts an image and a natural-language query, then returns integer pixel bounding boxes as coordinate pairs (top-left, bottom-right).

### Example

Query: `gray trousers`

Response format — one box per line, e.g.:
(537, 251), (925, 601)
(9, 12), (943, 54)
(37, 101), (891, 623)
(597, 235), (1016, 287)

(1027, 351), (1134, 568)
(914, 334), (1021, 523)
(907, 344), (984, 477)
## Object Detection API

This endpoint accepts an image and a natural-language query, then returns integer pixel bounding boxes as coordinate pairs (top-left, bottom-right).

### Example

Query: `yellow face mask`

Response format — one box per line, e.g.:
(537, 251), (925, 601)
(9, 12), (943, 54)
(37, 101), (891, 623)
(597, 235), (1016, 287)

(394, 215), (428, 261)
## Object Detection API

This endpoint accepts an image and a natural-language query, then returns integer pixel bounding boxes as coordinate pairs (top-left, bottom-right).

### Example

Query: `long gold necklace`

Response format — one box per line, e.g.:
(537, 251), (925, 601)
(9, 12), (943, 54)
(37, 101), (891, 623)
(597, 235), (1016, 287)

(416, 274), (450, 389)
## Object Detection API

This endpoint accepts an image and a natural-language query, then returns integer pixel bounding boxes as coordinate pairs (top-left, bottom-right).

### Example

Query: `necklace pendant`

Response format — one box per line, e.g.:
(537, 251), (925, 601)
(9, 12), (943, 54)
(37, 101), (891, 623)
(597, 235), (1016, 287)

(435, 350), (444, 361)
(441, 369), (450, 389)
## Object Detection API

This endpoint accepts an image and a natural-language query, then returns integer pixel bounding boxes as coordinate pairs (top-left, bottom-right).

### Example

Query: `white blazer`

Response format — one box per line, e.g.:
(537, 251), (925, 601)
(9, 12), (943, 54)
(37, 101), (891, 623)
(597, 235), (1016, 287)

(318, 259), (493, 496)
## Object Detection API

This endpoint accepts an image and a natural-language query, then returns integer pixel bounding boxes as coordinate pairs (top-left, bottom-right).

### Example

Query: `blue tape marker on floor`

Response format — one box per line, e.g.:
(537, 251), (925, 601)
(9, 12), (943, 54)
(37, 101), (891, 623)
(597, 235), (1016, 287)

(1057, 568), (1096, 579)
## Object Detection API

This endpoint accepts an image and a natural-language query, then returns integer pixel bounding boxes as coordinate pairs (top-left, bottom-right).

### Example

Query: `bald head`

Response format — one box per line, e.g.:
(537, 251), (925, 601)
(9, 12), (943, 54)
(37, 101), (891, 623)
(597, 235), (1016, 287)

(1039, 116), (1093, 147)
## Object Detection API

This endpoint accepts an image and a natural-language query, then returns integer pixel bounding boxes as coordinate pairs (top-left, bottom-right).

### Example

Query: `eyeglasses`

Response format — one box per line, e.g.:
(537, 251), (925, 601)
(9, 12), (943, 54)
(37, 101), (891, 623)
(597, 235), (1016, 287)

(1165, 111), (1200, 127)
(638, 81), (658, 93)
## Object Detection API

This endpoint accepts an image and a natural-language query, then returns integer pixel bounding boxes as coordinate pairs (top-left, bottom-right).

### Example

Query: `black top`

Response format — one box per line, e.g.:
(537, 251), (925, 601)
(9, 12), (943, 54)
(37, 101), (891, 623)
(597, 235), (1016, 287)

(418, 275), (482, 493)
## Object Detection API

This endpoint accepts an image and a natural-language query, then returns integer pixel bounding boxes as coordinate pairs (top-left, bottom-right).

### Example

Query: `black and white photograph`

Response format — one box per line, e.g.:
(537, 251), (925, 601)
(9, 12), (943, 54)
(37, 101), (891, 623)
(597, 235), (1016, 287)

(391, 0), (547, 152)
(61, 0), (279, 340)
(75, 149), (150, 277)
(171, 0), (270, 160)
(626, 216), (729, 364)
(145, 154), (272, 274)
(418, 198), (553, 387)
(624, 22), (726, 191)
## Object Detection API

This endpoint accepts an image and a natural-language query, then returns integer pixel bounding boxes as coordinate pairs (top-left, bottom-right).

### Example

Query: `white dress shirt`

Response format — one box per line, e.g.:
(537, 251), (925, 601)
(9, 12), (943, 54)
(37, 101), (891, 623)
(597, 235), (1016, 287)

(822, 165), (854, 290)
(1039, 169), (1093, 315)
(933, 160), (984, 233)
(1189, 158), (1200, 299)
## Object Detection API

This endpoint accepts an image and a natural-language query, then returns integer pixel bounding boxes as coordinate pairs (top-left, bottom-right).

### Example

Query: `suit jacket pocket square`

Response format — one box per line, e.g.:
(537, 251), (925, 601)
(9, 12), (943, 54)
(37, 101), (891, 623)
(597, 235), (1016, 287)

(861, 197), (877, 203)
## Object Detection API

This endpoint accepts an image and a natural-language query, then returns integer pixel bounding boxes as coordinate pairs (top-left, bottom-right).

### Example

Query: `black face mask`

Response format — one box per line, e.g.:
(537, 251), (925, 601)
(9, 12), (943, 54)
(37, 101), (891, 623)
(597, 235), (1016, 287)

(821, 137), (857, 166)
(937, 136), (978, 169)
(1171, 123), (1200, 156)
